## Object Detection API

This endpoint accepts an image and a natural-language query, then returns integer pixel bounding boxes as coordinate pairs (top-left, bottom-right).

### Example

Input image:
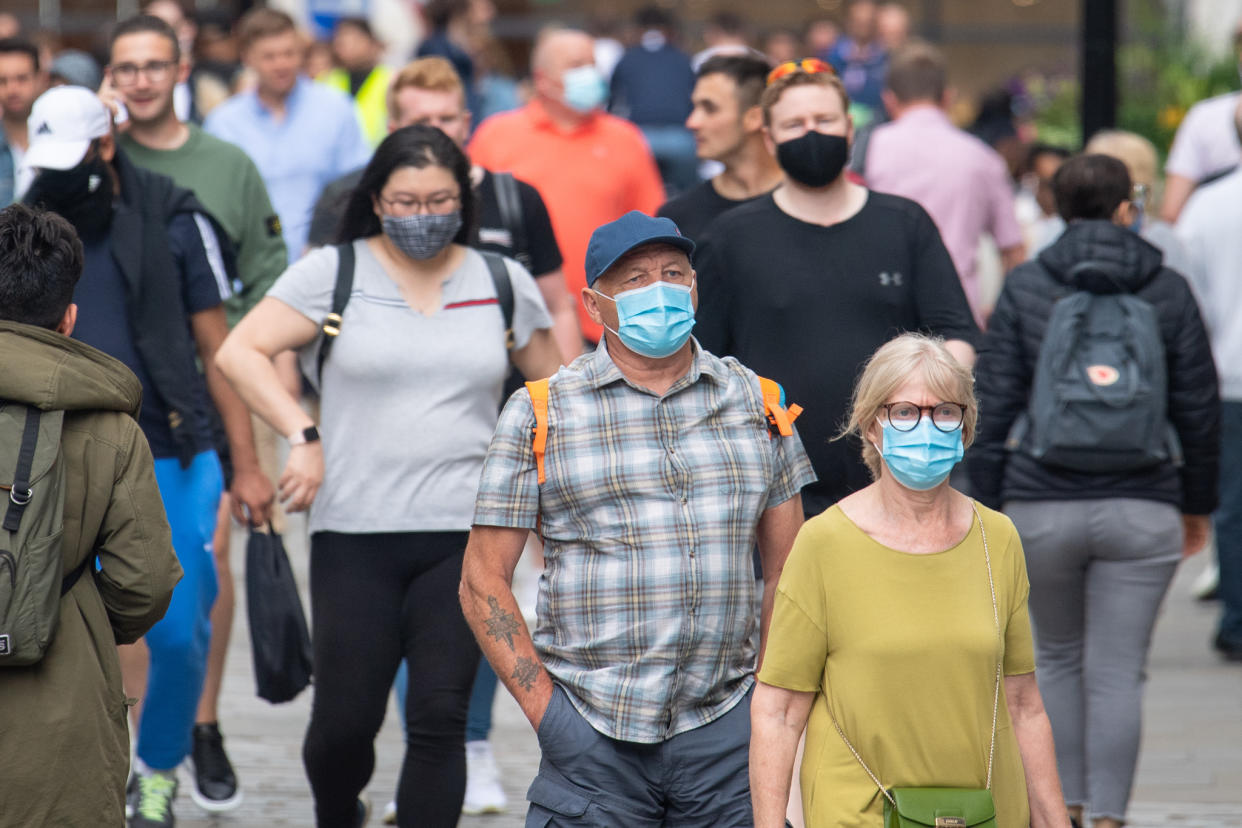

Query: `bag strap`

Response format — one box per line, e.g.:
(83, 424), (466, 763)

(756, 376), (802, 437)
(827, 501), (1002, 805)
(3, 407), (42, 532)
(525, 378), (550, 484)
(316, 242), (356, 384)
(481, 251), (515, 351)
(492, 172), (531, 271)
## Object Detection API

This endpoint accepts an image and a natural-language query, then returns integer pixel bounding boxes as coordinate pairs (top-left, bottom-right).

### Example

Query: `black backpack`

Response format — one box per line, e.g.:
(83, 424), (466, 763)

(1006, 264), (1181, 473)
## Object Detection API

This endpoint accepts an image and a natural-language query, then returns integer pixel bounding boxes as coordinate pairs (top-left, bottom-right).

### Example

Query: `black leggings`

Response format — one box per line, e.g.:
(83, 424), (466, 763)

(302, 531), (480, 828)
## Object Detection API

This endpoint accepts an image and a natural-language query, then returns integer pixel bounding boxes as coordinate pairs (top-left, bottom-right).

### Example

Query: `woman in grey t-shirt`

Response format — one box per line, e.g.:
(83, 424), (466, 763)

(217, 126), (561, 825)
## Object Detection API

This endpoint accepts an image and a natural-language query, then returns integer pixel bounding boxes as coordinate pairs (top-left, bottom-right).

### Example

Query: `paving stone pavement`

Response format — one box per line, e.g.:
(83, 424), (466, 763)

(171, 517), (1242, 827)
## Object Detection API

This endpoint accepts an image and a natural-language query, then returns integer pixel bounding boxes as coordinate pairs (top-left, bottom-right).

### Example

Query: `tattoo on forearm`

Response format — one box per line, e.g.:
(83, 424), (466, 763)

(484, 595), (523, 650)
(512, 657), (539, 692)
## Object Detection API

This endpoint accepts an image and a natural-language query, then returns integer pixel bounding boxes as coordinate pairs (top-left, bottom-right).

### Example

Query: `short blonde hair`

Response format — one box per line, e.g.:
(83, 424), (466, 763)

(1084, 129), (1158, 191)
(387, 56), (466, 117)
(761, 70), (850, 126)
(841, 333), (978, 479)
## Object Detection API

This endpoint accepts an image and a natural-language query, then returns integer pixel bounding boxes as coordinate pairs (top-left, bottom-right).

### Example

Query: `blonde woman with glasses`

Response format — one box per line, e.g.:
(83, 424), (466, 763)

(750, 333), (1070, 828)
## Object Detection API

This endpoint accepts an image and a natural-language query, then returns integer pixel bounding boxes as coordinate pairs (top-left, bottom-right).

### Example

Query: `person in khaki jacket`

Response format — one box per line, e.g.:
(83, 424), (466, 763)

(0, 203), (181, 828)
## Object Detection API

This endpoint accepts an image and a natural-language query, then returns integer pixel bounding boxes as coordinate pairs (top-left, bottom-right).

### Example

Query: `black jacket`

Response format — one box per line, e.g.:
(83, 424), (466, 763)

(110, 150), (236, 467)
(970, 220), (1220, 514)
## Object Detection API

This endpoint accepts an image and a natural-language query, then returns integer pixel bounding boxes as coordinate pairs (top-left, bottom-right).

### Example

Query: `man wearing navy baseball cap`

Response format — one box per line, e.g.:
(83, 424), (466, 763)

(461, 210), (816, 826)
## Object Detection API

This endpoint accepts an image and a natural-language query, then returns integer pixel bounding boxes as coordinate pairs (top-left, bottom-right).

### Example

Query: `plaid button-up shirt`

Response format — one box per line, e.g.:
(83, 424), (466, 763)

(474, 340), (816, 743)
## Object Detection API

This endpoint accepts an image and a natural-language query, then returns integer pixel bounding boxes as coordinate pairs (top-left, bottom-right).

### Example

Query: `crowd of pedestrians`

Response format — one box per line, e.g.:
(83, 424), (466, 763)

(0, 2), (1239, 828)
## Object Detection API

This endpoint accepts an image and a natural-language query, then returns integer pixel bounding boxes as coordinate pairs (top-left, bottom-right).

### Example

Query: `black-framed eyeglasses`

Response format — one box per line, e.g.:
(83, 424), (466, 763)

(111, 60), (177, 85)
(880, 401), (966, 433)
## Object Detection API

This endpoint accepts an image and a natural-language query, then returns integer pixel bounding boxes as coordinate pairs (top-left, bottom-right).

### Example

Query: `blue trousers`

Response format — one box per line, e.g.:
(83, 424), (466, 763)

(1215, 401), (1242, 649)
(138, 451), (222, 770)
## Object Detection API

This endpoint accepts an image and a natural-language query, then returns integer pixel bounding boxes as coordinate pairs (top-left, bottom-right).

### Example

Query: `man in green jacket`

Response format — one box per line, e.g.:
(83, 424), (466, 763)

(0, 203), (182, 827)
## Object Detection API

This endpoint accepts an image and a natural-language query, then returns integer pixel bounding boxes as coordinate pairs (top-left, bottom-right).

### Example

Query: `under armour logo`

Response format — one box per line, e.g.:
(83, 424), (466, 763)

(878, 271), (903, 287)
(35, 121), (52, 135)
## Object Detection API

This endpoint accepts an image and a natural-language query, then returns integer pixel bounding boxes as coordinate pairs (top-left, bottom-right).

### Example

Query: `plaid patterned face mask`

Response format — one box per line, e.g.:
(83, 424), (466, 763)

(382, 211), (462, 260)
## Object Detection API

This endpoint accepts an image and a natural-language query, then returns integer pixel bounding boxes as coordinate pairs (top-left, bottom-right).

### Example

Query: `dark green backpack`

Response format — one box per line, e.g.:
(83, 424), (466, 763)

(0, 401), (83, 666)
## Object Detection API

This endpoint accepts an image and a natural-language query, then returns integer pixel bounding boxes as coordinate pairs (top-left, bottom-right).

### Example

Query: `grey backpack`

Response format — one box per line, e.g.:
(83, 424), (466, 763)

(0, 402), (81, 666)
(1006, 272), (1180, 474)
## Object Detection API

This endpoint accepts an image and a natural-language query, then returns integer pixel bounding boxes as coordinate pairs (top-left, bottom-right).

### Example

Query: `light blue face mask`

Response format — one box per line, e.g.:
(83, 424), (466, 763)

(562, 65), (607, 113)
(595, 279), (696, 359)
(876, 418), (964, 491)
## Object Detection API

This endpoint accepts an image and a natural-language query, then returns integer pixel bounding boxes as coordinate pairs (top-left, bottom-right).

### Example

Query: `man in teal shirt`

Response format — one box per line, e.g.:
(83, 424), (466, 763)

(105, 13), (283, 818)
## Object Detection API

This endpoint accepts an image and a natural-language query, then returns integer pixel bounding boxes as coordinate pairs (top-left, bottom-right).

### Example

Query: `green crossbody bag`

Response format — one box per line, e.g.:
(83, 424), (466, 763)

(831, 502), (1002, 828)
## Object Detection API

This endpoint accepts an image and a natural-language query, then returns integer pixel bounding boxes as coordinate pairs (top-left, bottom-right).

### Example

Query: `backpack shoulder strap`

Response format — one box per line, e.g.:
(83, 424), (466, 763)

(481, 251), (515, 350)
(316, 242), (356, 384)
(525, 378), (550, 484)
(2, 407), (42, 532)
(492, 172), (531, 270)
(756, 376), (802, 438)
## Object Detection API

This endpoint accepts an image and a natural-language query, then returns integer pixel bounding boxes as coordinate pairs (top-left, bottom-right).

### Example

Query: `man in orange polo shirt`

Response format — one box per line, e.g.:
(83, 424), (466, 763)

(469, 27), (665, 343)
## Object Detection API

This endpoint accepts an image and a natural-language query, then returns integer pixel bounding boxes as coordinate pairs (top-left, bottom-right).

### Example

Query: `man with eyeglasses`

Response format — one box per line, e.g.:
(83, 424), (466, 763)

(461, 210), (815, 827)
(21, 85), (262, 828)
(695, 62), (978, 519)
(104, 13), (287, 817)
(204, 7), (369, 261)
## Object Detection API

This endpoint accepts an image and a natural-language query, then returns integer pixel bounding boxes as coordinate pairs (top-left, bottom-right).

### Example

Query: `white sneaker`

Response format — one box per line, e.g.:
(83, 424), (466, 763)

(1193, 559), (1220, 601)
(462, 740), (507, 815)
(381, 799), (397, 824)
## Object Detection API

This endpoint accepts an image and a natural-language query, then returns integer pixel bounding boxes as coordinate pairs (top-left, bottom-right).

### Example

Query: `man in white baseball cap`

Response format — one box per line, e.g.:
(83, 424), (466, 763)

(23, 82), (269, 828)
(24, 84), (111, 171)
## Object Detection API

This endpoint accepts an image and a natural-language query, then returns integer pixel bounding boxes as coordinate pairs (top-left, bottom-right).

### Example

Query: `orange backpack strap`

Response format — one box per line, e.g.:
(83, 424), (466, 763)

(525, 378), (551, 484)
(757, 376), (802, 438)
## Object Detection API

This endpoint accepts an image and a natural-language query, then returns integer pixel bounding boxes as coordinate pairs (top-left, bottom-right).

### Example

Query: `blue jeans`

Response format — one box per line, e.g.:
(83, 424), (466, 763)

(138, 451), (222, 770)
(1215, 401), (1242, 649)
(395, 656), (498, 741)
(640, 126), (700, 196)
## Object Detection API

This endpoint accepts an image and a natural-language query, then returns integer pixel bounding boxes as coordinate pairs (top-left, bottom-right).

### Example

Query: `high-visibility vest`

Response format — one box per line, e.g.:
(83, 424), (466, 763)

(319, 66), (392, 148)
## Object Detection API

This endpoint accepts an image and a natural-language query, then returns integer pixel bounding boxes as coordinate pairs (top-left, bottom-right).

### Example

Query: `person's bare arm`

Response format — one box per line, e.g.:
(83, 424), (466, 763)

(751, 682), (815, 828)
(534, 268), (585, 363)
(1160, 173), (1196, 224)
(755, 494), (804, 667)
(214, 297), (321, 510)
(511, 328), (565, 382)
(460, 524), (555, 730)
(190, 305), (273, 525)
(944, 338), (977, 368)
(1000, 243), (1026, 275)
(1005, 672), (1072, 828)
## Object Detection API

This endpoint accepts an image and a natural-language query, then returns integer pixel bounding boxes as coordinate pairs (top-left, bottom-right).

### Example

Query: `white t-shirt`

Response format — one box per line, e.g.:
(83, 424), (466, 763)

(1176, 167), (1242, 399)
(1165, 91), (1241, 182)
(268, 240), (553, 533)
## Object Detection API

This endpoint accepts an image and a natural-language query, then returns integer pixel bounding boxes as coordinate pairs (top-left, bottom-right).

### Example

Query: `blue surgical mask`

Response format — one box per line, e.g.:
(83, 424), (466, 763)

(595, 279), (696, 359)
(562, 65), (607, 113)
(876, 418), (964, 491)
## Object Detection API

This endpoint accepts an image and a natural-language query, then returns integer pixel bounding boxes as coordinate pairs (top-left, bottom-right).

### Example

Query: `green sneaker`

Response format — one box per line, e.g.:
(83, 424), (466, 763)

(130, 771), (177, 828)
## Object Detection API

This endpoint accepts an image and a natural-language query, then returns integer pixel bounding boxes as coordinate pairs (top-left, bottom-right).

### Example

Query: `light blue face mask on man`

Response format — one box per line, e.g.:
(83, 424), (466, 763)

(595, 279), (696, 359)
(562, 65), (608, 113)
(876, 418), (965, 491)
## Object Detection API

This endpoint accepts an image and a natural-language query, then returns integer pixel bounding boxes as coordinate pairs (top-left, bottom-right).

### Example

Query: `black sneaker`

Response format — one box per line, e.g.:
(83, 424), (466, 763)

(187, 722), (242, 812)
(129, 771), (177, 828)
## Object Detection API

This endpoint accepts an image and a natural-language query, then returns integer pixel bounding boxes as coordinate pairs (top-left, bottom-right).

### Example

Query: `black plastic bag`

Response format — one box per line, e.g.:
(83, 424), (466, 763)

(245, 528), (313, 703)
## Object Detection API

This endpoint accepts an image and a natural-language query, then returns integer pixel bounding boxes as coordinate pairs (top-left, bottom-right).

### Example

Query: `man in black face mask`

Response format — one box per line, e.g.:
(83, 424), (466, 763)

(695, 62), (979, 519)
(23, 85), (269, 828)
